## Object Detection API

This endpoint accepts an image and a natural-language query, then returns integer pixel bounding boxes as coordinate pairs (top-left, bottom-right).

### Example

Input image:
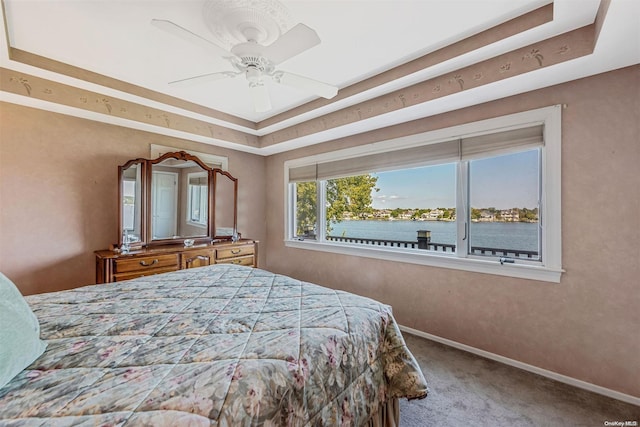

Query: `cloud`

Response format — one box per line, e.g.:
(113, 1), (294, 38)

(374, 194), (407, 202)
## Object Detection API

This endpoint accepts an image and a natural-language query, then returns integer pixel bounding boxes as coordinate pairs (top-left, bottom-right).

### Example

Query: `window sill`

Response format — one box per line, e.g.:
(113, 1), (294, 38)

(285, 239), (563, 283)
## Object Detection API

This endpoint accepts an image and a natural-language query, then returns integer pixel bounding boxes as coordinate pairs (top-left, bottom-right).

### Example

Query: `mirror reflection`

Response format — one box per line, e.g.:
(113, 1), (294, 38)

(214, 170), (237, 238)
(151, 158), (209, 240)
(121, 163), (142, 245)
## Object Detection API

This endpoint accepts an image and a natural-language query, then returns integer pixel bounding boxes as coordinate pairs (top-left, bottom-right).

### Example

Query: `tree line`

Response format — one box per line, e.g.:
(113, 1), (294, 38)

(295, 175), (538, 236)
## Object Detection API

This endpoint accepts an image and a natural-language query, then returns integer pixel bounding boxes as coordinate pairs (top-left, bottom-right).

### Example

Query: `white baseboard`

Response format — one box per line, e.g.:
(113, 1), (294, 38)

(399, 325), (640, 407)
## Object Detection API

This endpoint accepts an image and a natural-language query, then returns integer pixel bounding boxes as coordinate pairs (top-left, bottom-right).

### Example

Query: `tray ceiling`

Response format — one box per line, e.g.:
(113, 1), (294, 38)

(1, 0), (638, 155)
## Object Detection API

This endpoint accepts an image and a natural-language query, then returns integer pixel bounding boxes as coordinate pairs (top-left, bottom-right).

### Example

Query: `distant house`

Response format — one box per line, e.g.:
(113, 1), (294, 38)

(428, 209), (444, 220)
(479, 211), (495, 222)
(503, 209), (520, 221)
(374, 210), (391, 219)
(399, 210), (414, 220)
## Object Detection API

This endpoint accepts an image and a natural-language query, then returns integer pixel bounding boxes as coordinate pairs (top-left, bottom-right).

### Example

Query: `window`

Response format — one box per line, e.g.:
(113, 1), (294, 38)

(468, 149), (541, 261)
(187, 172), (208, 226)
(294, 181), (318, 239)
(324, 164), (457, 252)
(285, 106), (562, 282)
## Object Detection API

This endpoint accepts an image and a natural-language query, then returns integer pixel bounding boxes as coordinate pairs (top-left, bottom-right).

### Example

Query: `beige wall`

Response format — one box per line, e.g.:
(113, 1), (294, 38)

(0, 104), (266, 294)
(0, 65), (637, 399)
(263, 65), (640, 398)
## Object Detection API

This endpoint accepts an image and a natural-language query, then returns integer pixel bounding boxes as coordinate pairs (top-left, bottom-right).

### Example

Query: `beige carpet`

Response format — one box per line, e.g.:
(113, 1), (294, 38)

(399, 333), (639, 426)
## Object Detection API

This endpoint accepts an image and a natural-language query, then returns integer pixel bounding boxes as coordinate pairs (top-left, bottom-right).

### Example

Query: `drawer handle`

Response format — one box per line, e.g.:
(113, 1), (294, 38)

(231, 249), (242, 254)
(187, 255), (209, 263)
(231, 259), (242, 264)
(139, 259), (159, 267)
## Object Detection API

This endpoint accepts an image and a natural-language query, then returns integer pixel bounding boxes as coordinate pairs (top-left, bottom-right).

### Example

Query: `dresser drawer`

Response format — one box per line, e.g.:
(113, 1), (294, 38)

(113, 266), (179, 282)
(181, 249), (215, 269)
(216, 245), (255, 260)
(114, 254), (179, 274)
(216, 255), (255, 266)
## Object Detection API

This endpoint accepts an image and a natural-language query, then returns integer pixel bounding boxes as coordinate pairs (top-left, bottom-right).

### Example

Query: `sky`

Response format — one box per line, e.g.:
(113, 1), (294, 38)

(371, 149), (539, 210)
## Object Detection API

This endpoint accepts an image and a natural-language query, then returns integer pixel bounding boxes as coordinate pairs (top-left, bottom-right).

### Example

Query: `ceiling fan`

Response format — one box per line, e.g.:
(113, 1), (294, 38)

(151, 18), (338, 112)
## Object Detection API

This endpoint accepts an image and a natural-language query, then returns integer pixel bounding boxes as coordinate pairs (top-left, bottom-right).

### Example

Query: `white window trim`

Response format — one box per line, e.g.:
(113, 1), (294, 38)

(284, 105), (563, 283)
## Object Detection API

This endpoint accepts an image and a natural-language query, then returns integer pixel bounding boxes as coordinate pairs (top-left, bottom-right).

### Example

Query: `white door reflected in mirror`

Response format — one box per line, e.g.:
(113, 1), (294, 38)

(152, 171), (178, 239)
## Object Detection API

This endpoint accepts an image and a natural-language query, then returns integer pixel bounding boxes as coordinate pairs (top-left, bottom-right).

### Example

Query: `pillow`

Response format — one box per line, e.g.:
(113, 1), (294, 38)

(0, 272), (47, 390)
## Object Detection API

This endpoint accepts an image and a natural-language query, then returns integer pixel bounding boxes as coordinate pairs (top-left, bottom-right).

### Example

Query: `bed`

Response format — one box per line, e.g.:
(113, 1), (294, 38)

(0, 265), (428, 426)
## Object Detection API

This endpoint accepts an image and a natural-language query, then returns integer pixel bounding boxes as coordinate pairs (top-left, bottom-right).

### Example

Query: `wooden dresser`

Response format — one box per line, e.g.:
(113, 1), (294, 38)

(95, 239), (258, 283)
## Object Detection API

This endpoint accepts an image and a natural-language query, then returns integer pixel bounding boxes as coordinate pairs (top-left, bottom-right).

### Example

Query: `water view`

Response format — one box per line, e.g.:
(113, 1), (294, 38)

(329, 220), (539, 252)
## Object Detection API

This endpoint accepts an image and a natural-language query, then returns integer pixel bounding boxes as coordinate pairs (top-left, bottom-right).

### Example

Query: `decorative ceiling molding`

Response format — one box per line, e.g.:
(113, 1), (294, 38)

(0, 67), (259, 147)
(257, 3), (554, 130)
(6, 48), (256, 131)
(0, 0), (622, 156)
(203, 0), (294, 50)
(2, 1), (553, 134)
(259, 23), (597, 147)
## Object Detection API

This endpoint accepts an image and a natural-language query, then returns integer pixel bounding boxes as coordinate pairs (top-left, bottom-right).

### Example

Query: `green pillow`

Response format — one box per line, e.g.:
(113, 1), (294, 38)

(0, 272), (47, 390)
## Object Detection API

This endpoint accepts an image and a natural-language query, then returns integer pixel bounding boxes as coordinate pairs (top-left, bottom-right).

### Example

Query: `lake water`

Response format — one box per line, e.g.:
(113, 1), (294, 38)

(329, 220), (539, 251)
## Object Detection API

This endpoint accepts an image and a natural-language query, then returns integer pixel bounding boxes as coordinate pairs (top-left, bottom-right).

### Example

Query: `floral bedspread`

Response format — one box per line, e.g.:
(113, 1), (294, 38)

(0, 265), (427, 426)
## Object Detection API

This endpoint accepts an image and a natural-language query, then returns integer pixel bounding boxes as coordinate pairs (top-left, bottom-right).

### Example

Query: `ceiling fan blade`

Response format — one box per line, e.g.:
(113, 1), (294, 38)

(273, 71), (338, 99)
(249, 83), (272, 112)
(262, 23), (321, 65)
(151, 19), (230, 56)
(169, 71), (238, 87)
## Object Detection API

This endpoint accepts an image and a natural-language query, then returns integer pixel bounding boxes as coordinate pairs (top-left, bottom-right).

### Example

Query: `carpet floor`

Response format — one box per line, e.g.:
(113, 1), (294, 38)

(398, 333), (639, 426)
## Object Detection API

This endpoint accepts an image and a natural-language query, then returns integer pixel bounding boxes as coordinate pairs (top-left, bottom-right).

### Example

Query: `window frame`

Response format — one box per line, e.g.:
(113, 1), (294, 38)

(284, 105), (563, 283)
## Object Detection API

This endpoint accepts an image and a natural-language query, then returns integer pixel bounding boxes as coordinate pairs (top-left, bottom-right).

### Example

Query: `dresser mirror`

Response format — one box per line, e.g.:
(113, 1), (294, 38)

(118, 159), (145, 248)
(213, 170), (238, 239)
(117, 151), (238, 249)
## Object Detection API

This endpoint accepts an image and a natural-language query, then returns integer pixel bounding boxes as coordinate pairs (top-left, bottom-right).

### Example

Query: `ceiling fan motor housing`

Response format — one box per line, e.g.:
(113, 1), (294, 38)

(230, 52), (274, 75)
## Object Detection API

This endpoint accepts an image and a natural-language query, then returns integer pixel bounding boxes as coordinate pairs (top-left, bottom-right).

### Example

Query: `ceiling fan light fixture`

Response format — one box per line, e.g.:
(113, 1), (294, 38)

(245, 66), (261, 84)
(249, 82), (271, 112)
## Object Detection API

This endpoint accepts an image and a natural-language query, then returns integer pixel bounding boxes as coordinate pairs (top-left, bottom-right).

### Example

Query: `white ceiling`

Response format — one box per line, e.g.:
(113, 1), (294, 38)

(1, 0), (639, 154)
